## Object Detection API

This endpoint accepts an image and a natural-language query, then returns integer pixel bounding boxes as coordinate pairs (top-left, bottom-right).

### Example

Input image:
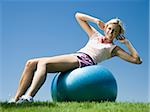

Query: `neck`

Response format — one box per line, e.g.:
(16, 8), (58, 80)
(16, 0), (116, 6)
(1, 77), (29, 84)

(102, 37), (113, 44)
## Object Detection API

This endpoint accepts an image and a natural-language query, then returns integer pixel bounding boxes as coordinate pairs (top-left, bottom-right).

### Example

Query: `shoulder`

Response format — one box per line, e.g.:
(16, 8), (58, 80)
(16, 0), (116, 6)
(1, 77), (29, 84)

(89, 29), (104, 39)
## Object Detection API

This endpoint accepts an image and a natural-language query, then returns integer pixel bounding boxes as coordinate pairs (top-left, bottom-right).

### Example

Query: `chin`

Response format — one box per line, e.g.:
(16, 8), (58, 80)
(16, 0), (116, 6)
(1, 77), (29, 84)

(107, 36), (113, 40)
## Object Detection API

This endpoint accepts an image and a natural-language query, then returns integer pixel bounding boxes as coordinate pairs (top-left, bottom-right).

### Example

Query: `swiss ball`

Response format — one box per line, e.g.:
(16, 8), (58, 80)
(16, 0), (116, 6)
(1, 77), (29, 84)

(51, 65), (117, 102)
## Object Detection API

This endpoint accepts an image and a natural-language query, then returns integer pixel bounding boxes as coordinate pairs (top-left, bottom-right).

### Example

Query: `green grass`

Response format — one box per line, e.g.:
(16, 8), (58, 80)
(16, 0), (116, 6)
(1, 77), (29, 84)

(0, 101), (149, 112)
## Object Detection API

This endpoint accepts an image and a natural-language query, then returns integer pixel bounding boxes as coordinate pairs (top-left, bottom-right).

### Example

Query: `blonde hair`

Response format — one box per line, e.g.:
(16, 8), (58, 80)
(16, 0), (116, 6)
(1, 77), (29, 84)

(105, 18), (125, 34)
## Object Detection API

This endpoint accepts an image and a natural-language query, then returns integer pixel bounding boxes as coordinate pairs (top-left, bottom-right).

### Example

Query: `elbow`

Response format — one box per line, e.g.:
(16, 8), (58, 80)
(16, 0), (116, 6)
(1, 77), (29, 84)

(75, 12), (80, 18)
(133, 57), (143, 64)
(75, 12), (84, 20)
(135, 60), (142, 64)
(137, 59), (142, 64)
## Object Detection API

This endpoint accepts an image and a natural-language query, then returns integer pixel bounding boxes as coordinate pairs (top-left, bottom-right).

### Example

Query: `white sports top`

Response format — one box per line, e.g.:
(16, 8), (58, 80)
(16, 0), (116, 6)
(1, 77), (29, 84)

(78, 31), (116, 64)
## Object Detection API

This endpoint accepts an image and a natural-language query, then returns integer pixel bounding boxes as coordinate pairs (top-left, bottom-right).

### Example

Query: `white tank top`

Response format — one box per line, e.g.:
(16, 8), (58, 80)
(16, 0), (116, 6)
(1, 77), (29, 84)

(78, 31), (116, 64)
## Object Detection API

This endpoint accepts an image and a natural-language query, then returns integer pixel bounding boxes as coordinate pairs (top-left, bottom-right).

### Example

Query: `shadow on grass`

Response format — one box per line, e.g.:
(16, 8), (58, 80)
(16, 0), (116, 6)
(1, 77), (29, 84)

(0, 101), (57, 108)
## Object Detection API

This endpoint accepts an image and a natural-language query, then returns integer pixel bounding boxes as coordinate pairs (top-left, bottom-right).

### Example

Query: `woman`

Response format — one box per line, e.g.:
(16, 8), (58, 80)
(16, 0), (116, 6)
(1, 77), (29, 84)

(9, 12), (142, 103)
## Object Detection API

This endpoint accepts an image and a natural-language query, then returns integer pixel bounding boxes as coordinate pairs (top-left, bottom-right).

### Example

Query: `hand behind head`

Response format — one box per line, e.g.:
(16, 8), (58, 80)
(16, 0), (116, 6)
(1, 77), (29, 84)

(117, 35), (129, 44)
(116, 34), (125, 40)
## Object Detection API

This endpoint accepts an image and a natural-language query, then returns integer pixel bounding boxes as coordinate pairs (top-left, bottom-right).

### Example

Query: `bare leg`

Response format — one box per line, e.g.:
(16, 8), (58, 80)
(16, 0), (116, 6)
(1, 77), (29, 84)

(25, 61), (47, 97)
(14, 59), (39, 101)
(26, 54), (79, 97)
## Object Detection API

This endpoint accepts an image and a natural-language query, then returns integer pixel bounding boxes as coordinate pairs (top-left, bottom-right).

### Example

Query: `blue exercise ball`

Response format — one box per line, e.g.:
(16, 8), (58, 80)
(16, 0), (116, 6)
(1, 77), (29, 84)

(51, 65), (117, 102)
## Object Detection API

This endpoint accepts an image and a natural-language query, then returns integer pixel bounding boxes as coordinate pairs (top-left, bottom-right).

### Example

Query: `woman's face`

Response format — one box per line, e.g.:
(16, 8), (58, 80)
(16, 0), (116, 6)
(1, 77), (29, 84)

(104, 23), (121, 41)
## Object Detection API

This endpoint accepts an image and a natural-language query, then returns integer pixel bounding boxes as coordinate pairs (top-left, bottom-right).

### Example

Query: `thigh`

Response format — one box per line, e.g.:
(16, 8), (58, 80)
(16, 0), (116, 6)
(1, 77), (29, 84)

(40, 54), (79, 73)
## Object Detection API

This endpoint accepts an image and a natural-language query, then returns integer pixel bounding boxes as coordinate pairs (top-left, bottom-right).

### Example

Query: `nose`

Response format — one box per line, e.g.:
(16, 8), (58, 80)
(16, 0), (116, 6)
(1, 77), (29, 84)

(110, 29), (114, 34)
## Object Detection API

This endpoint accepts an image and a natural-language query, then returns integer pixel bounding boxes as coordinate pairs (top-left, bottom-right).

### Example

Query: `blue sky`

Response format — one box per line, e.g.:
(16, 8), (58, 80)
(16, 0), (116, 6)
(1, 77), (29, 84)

(0, 0), (149, 102)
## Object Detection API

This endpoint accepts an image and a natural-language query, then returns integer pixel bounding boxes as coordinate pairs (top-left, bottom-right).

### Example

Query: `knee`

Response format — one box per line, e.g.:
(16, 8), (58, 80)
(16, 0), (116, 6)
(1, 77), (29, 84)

(37, 60), (47, 67)
(37, 60), (49, 73)
(25, 59), (38, 70)
(37, 59), (52, 72)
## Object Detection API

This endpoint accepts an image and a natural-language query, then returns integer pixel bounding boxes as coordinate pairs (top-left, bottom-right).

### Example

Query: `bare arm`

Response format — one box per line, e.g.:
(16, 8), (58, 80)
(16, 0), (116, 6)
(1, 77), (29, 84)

(75, 12), (105, 38)
(112, 37), (142, 64)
